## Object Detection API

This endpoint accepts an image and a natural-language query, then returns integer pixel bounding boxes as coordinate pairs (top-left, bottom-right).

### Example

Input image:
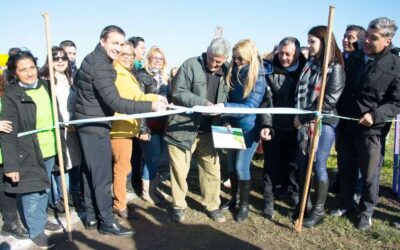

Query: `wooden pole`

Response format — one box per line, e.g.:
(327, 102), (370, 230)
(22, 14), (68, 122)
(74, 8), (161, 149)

(41, 12), (73, 241)
(392, 115), (400, 195)
(294, 6), (336, 232)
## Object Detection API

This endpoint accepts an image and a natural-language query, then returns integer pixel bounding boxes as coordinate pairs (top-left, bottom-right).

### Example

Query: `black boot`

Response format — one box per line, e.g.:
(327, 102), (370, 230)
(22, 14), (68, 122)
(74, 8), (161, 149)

(290, 175), (312, 221)
(220, 173), (239, 210)
(290, 196), (312, 221)
(236, 180), (251, 222)
(263, 167), (275, 220)
(303, 181), (328, 227)
(262, 201), (275, 220)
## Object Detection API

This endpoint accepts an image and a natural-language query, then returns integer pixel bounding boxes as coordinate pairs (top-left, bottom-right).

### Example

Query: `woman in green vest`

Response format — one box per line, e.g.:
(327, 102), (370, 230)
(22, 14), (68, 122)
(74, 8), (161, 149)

(1, 50), (61, 249)
(0, 73), (28, 240)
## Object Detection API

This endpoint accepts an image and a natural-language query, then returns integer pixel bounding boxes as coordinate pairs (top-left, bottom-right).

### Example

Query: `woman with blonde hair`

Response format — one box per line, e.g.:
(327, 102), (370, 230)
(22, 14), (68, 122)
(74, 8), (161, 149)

(218, 39), (272, 222)
(135, 46), (170, 204)
(111, 42), (165, 217)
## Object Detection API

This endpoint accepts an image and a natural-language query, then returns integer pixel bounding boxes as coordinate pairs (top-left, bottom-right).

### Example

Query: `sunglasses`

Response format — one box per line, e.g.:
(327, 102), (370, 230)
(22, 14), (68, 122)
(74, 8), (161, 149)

(53, 56), (68, 62)
(232, 55), (244, 62)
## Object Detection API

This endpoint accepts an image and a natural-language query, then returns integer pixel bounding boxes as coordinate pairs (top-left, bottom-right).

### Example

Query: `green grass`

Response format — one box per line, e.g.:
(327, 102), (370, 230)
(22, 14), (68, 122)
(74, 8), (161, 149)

(246, 125), (400, 249)
(145, 126), (400, 249)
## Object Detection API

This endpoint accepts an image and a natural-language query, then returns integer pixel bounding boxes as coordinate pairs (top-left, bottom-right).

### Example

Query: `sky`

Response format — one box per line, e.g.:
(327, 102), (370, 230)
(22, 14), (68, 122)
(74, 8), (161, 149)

(1, 0), (399, 70)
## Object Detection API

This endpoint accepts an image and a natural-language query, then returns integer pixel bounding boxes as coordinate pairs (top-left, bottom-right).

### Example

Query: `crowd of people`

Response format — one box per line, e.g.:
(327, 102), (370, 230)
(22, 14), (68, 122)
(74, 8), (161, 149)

(0, 16), (399, 249)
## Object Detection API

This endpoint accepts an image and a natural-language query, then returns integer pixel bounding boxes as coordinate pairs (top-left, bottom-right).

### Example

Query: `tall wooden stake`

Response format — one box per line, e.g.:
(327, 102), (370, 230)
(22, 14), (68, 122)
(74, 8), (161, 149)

(392, 115), (400, 195)
(41, 12), (73, 241)
(294, 6), (336, 232)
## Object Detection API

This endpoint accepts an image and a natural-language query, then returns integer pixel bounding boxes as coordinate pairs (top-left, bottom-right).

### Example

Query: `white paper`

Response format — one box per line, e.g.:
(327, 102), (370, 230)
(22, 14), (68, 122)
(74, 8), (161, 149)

(211, 126), (246, 149)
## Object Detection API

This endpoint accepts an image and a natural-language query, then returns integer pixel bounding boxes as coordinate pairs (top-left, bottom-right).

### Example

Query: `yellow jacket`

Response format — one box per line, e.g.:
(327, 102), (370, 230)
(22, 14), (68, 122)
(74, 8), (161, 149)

(110, 61), (159, 138)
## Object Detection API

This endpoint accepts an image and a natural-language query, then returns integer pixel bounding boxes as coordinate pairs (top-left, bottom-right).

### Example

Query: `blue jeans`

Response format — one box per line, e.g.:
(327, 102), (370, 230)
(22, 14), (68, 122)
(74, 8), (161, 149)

(298, 124), (336, 182)
(51, 171), (70, 202)
(227, 140), (258, 181)
(19, 191), (48, 239)
(314, 124), (336, 182)
(140, 134), (166, 180)
(44, 157), (56, 205)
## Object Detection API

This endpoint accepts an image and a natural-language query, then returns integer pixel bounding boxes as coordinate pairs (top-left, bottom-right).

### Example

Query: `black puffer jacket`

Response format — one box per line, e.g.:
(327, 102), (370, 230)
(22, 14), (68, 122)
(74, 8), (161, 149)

(0, 80), (51, 194)
(75, 43), (152, 135)
(337, 44), (400, 136)
(262, 54), (306, 131)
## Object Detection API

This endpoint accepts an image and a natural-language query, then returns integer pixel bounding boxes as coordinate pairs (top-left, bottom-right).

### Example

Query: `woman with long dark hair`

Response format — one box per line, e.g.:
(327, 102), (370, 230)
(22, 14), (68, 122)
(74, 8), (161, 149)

(0, 73), (28, 239)
(293, 25), (345, 227)
(39, 46), (82, 214)
(1, 50), (61, 249)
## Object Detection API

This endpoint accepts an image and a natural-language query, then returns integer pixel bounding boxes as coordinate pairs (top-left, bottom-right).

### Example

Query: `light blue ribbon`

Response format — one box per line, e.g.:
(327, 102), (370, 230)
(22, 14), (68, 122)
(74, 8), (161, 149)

(16, 106), (395, 137)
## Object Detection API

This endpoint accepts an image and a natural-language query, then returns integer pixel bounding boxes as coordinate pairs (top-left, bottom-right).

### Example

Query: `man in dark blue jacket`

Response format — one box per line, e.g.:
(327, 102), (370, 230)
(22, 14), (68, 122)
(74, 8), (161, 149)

(332, 17), (400, 231)
(75, 25), (166, 236)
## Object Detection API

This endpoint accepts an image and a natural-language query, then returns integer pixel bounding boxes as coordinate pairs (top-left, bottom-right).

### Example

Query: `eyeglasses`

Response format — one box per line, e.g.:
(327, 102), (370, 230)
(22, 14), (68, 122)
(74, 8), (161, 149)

(122, 53), (134, 58)
(150, 57), (164, 61)
(53, 56), (68, 62)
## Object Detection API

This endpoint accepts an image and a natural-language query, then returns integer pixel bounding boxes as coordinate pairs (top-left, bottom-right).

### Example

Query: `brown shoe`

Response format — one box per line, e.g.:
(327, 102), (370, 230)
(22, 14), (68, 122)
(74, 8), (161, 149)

(113, 208), (128, 218)
(141, 179), (160, 204)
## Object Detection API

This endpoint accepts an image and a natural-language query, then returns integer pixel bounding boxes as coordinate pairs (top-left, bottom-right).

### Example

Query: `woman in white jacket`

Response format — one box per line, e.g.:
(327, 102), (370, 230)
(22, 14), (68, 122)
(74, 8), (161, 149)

(39, 46), (82, 214)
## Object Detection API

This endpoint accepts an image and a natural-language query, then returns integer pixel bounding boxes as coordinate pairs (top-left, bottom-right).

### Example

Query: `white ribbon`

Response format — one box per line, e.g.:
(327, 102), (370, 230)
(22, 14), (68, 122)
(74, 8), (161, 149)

(16, 106), (317, 137)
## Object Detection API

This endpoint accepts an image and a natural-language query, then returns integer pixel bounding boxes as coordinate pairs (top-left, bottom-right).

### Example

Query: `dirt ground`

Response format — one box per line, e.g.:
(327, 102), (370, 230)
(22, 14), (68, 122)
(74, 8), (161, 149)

(1, 155), (400, 250)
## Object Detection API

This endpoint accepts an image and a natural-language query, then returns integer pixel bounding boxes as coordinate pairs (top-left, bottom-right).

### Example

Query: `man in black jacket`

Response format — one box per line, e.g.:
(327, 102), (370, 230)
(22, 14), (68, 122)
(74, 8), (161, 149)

(342, 25), (366, 66)
(129, 36), (146, 71)
(260, 37), (306, 219)
(59, 40), (78, 79)
(330, 25), (367, 197)
(75, 25), (166, 236)
(332, 17), (400, 231)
